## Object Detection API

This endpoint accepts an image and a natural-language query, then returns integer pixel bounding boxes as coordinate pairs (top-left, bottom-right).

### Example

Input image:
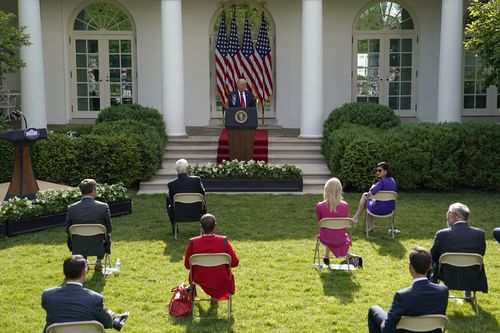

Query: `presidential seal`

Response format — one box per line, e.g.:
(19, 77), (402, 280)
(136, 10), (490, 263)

(234, 110), (248, 124)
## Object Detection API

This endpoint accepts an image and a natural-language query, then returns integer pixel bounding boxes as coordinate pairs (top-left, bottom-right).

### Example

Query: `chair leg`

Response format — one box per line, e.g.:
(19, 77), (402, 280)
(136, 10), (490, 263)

(313, 239), (321, 268)
(174, 223), (178, 240)
(473, 291), (479, 316)
(365, 212), (369, 238)
(228, 294), (231, 321)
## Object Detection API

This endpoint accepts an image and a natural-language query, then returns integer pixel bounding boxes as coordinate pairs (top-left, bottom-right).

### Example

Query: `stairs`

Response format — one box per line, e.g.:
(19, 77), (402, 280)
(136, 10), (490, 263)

(138, 127), (331, 194)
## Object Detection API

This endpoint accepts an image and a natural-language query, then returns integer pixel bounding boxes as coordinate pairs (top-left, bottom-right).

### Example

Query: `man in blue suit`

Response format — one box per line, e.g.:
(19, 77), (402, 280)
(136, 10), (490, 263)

(430, 202), (488, 295)
(227, 78), (255, 108)
(367, 247), (448, 333)
(166, 159), (207, 234)
(66, 179), (112, 272)
(41, 255), (128, 332)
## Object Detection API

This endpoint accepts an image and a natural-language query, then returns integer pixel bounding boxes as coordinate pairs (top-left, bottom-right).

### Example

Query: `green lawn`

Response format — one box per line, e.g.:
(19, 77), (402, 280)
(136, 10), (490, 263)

(0, 192), (499, 332)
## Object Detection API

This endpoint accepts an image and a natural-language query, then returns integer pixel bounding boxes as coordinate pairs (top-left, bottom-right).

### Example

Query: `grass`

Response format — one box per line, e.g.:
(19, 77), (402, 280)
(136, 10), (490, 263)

(0, 192), (499, 332)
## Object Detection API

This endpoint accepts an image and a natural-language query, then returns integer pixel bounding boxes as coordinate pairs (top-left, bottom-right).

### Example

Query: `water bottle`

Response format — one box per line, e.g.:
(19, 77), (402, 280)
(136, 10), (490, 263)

(115, 258), (121, 274)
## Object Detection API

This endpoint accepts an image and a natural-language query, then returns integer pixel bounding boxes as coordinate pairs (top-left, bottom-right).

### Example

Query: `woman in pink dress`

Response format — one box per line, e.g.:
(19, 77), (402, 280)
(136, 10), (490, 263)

(316, 178), (351, 265)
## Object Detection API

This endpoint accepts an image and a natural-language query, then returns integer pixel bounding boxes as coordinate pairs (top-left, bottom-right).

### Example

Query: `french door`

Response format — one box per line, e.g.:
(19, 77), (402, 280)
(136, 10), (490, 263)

(70, 35), (135, 118)
(353, 35), (417, 116)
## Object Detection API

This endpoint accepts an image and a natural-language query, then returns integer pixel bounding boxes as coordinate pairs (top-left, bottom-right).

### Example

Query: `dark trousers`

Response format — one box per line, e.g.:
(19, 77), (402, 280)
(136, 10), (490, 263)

(493, 228), (500, 244)
(166, 196), (175, 227)
(368, 305), (387, 333)
(67, 235), (111, 260)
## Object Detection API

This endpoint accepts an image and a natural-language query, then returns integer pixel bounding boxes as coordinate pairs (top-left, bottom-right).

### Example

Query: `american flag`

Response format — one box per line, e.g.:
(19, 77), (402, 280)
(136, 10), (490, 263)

(235, 14), (262, 97)
(215, 11), (229, 106)
(255, 13), (273, 103)
(225, 13), (241, 92)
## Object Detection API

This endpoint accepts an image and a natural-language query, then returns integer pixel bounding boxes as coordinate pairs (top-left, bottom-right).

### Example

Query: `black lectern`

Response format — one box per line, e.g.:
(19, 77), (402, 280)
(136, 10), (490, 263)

(225, 107), (258, 161)
(0, 128), (48, 200)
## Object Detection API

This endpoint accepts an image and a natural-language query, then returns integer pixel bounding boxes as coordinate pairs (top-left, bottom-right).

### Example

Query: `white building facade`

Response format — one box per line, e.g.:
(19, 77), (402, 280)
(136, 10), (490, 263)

(1, 0), (499, 136)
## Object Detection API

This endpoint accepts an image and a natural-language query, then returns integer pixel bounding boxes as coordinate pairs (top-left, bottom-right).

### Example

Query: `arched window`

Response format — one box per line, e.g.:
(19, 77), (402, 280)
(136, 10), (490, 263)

(70, 2), (136, 118)
(353, 1), (417, 116)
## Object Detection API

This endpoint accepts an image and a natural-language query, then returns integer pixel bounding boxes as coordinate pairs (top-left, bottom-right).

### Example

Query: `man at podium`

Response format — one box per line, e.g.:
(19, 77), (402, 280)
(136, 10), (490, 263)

(228, 78), (255, 108)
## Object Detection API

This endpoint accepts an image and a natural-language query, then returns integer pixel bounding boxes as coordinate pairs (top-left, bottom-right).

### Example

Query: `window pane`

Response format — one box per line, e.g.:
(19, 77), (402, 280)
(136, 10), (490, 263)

(401, 53), (412, 66)
(78, 98), (88, 111)
(475, 82), (486, 94)
(76, 40), (86, 53)
(463, 96), (474, 109)
(368, 97), (379, 103)
(475, 96), (486, 108)
(76, 55), (87, 68)
(401, 82), (411, 95)
(109, 55), (120, 68)
(368, 54), (379, 67)
(73, 3), (132, 32)
(121, 40), (131, 53)
(389, 82), (399, 95)
(369, 39), (380, 53)
(389, 96), (399, 109)
(122, 98), (133, 104)
(109, 40), (120, 53)
(110, 84), (121, 96)
(464, 52), (476, 66)
(121, 55), (132, 68)
(402, 39), (412, 52)
(357, 97), (367, 102)
(464, 81), (475, 94)
(110, 69), (120, 82)
(390, 39), (400, 52)
(390, 54), (400, 67)
(357, 40), (368, 52)
(88, 55), (98, 69)
(401, 68), (411, 81)
(356, 2), (414, 31)
(400, 97), (411, 110)
(77, 84), (87, 96)
(77, 69), (87, 82)
(88, 40), (98, 53)
(89, 98), (100, 111)
(464, 67), (475, 80)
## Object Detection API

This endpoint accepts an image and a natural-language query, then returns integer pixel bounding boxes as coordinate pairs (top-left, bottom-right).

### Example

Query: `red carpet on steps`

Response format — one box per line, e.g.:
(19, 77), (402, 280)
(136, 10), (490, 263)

(217, 129), (268, 164)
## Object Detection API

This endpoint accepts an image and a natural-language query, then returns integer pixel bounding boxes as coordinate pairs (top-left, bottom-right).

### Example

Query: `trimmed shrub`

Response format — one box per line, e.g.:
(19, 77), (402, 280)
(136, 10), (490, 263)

(322, 121), (500, 191)
(0, 141), (14, 183)
(96, 104), (166, 141)
(323, 102), (400, 143)
(52, 125), (94, 137)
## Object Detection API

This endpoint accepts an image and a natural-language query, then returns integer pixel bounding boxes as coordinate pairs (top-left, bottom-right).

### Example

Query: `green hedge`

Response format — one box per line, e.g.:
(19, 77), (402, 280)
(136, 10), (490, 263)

(0, 105), (166, 187)
(322, 122), (500, 191)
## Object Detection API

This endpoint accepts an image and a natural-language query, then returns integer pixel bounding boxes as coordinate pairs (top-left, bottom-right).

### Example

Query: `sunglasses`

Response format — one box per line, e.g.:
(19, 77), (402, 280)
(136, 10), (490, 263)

(376, 169), (384, 173)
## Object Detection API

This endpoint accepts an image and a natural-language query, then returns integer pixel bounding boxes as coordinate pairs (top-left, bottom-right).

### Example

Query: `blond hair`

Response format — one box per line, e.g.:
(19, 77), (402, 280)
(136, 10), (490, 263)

(323, 177), (343, 213)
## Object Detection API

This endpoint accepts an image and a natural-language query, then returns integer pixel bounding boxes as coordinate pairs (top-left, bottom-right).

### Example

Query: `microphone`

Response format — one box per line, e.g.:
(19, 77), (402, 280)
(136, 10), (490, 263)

(13, 110), (28, 129)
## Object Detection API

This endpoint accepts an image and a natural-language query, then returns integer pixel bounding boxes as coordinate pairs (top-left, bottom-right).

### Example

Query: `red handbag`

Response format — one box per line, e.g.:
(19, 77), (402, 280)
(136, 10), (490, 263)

(168, 283), (193, 317)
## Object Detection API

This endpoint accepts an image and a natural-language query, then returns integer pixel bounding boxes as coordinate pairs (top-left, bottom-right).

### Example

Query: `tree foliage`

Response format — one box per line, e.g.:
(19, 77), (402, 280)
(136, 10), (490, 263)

(464, 0), (500, 87)
(0, 11), (31, 79)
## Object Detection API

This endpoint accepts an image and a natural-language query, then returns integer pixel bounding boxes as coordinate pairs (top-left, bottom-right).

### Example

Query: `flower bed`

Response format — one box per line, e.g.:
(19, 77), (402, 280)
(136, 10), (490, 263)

(189, 160), (303, 192)
(0, 183), (131, 237)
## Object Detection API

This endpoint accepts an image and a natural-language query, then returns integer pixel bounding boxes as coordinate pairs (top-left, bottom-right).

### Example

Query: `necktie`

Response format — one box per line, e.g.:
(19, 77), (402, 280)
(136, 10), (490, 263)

(240, 91), (246, 108)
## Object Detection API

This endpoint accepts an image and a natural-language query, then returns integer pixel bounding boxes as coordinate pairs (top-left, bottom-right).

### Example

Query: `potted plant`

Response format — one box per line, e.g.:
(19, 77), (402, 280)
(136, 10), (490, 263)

(189, 160), (303, 192)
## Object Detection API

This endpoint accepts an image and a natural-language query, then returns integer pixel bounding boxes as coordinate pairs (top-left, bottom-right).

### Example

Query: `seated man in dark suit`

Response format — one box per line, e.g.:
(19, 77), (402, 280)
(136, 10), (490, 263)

(184, 214), (239, 304)
(41, 255), (128, 332)
(493, 227), (500, 244)
(430, 202), (488, 297)
(368, 247), (448, 333)
(66, 179), (112, 272)
(166, 159), (206, 234)
(227, 78), (255, 108)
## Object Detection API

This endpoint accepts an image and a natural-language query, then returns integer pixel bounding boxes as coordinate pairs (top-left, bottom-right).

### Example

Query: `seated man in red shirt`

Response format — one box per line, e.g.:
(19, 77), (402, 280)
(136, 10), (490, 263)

(184, 213), (239, 304)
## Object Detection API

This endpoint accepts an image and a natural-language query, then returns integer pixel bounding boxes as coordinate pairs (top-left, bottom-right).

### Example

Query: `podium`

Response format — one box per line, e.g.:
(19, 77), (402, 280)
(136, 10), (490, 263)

(0, 128), (48, 200)
(225, 107), (257, 161)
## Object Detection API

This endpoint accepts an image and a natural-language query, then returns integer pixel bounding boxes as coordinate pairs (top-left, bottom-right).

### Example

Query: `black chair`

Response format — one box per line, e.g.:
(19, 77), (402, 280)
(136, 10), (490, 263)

(172, 193), (206, 240)
(69, 224), (111, 273)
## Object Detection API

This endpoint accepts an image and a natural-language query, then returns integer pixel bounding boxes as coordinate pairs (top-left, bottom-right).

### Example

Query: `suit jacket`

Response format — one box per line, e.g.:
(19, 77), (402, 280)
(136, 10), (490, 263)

(41, 283), (113, 332)
(227, 89), (255, 107)
(184, 234), (239, 299)
(66, 197), (112, 252)
(166, 174), (206, 222)
(430, 223), (488, 292)
(167, 173), (205, 204)
(383, 279), (448, 333)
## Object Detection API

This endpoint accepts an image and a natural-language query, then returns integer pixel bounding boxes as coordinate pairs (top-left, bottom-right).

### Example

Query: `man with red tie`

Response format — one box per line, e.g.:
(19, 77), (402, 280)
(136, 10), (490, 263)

(184, 214), (239, 304)
(228, 78), (255, 107)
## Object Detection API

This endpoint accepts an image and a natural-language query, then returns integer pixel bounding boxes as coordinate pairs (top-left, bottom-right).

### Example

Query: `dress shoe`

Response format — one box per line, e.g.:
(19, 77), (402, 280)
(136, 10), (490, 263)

(323, 257), (330, 266)
(94, 263), (103, 272)
(113, 312), (129, 331)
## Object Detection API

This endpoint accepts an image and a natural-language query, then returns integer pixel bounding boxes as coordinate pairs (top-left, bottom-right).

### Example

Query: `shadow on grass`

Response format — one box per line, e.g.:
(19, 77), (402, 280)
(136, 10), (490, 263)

(447, 306), (499, 332)
(170, 304), (234, 333)
(367, 236), (407, 259)
(84, 271), (106, 294)
(318, 269), (360, 304)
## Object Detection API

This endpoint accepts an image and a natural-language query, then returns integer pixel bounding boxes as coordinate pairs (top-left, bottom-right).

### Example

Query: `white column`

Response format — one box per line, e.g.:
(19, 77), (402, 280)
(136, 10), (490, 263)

(18, 0), (47, 128)
(161, 0), (186, 136)
(299, 0), (323, 138)
(437, 0), (463, 123)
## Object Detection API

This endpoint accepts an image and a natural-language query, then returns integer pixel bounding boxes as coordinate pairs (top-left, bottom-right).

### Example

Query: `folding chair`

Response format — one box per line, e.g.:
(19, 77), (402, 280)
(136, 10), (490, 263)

(68, 224), (111, 274)
(46, 320), (105, 333)
(313, 218), (355, 271)
(0, 88), (17, 121)
(437, 252), (484, 315)
(173, 193), (205, 240)
(396, 315), (448, 332)
(189, 253), (232, 320)
(365, 191), (398, 238)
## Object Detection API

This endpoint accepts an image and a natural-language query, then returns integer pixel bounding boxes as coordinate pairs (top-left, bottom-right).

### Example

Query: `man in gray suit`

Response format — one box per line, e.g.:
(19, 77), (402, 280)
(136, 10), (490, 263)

(66, 179), (112, 272)
(42, 255), (128, 332)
